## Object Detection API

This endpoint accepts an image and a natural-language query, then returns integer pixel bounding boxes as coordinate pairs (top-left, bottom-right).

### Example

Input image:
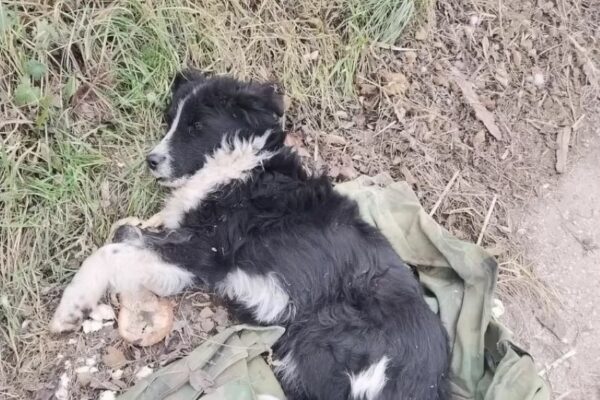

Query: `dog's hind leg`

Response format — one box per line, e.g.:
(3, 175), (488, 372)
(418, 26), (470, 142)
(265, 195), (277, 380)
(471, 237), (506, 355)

(49, 242), (194, 333)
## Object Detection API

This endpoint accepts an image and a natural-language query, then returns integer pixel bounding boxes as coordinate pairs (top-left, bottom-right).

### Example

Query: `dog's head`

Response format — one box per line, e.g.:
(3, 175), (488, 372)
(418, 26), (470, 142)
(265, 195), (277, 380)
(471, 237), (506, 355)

(147, 70), (285, 186)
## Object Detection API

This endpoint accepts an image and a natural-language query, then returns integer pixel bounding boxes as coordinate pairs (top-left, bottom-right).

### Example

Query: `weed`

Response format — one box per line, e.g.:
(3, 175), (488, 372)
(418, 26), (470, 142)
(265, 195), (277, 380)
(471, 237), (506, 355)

(0, 0), (418, 395)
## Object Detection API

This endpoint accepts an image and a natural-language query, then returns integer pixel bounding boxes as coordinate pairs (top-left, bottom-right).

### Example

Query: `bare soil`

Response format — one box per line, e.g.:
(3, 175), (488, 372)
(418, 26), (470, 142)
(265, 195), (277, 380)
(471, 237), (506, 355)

(504, 129), (600, 399)
(3, 0), (599, 398)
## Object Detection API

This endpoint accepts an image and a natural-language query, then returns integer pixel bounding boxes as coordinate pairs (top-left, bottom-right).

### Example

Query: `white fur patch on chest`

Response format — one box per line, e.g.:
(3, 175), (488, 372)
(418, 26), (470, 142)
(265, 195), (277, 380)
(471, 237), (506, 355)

(349, 356), (390, 400)
(216, 268), (294, 323)
(161, 131), (274, 229)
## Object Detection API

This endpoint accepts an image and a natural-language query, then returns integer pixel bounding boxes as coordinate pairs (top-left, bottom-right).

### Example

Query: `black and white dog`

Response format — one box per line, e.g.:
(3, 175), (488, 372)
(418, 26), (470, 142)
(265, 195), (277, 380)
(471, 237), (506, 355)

(51, 71), (450, 400)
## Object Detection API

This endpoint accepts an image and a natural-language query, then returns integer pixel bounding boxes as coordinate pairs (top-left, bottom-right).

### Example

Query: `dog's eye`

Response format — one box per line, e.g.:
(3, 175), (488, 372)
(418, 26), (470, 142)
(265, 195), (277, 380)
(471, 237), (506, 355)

(193, 122), (203, 130)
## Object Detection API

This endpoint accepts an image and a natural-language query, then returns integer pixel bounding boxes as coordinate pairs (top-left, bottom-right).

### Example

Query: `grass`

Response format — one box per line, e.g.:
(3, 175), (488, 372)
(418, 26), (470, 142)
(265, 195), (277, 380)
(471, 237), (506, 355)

(0, 0), (419, 394)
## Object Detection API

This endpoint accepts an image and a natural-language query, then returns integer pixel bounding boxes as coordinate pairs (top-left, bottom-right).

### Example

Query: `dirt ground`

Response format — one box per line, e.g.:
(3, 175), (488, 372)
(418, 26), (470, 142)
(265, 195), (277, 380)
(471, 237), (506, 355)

(504, 130), (600, 399)
(2, 0), (599, 398)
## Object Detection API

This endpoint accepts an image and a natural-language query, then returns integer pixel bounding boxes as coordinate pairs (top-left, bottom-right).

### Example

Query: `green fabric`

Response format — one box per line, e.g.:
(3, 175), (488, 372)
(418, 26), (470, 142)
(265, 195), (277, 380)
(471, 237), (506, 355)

(117, 325), (285, 400)
(119, 177), (549, 400)
(336, 177), (549, 400)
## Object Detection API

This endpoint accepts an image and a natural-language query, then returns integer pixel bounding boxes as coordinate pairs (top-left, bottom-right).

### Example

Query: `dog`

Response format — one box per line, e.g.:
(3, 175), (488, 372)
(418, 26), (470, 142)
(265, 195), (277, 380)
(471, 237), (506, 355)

(51, 71), (450, 400)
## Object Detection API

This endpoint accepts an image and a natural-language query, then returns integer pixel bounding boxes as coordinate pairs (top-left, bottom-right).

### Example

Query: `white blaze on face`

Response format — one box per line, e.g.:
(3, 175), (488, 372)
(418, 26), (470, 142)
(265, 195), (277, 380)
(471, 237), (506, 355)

(148, 97), (188, 181)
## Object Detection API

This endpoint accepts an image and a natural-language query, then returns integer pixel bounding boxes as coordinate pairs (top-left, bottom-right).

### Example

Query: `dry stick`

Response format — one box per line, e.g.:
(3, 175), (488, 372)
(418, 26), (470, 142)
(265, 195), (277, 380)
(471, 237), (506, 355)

(477, 194), (498, 246)
(429, 171), (460, 216)
(539, 349), (577, 377)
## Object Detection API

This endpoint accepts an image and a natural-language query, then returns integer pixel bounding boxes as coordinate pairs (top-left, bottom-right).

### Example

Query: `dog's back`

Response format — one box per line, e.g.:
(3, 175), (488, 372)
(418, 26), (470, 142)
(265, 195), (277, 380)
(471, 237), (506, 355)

(180, 149), (450, 400)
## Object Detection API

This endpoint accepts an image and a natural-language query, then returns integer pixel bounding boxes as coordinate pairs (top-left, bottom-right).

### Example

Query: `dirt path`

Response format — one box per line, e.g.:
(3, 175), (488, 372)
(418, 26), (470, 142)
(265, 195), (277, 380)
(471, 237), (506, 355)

(504, 129), (600, 399)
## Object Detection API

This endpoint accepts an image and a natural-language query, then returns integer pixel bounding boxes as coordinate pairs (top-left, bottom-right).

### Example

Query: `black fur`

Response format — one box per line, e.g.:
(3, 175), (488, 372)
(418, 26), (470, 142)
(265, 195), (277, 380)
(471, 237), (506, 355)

(138, 73), (450, 400)
(160, 72), (284, 179)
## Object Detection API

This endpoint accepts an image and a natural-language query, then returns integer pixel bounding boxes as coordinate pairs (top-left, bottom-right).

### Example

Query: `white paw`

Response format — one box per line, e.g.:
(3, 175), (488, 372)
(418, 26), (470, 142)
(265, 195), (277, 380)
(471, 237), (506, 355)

(140, 212), (164, 230)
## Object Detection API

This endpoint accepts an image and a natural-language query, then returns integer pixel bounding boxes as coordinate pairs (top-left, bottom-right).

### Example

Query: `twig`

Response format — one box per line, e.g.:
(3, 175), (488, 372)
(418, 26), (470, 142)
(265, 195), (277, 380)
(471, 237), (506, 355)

(539, 349), (576, 377)
(373, 42), (417, 52)
(555, 391), (572, 400)
(373, 121), (396, 138)
(477, 194), (497, 245)
(429, 171), (460, 216)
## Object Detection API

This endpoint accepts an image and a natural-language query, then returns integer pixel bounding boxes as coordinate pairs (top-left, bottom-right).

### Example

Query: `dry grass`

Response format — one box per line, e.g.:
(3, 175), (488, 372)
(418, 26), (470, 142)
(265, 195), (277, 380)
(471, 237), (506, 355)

(0, 0), (421, 396)
(1, 0), (598, 397)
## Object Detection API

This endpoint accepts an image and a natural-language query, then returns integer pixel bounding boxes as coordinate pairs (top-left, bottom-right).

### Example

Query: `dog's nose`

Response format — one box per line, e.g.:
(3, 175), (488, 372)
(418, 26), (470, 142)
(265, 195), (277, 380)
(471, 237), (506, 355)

(146, 153), (165, 170)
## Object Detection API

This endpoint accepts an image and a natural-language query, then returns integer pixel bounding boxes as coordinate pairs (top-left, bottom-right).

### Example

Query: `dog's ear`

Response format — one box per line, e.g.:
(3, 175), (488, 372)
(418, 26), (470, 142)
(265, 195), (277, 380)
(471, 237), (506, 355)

(237, 82), (285, 119)
(171, 69), (206, 94)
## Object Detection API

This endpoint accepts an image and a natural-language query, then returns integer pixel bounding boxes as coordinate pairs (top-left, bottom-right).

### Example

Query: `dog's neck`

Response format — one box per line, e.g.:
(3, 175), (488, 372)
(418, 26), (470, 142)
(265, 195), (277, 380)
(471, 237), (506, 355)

(160, 131), (276, 229)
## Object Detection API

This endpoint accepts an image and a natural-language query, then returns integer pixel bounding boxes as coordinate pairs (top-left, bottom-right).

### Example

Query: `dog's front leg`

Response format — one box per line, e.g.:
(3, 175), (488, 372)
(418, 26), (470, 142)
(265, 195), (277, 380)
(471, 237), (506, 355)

(49, 238), (195, 333)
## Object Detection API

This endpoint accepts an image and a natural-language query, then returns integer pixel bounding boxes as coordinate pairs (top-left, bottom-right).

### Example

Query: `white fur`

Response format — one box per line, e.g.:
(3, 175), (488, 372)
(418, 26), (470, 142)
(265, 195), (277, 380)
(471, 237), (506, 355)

(50, 243), (194, 332)
(274, 352), (299, 391)
(161, 130), (275, 229)
(349, 356), (390, 400)
(216, 268), (293, 323)
(150, 96), (188, 180)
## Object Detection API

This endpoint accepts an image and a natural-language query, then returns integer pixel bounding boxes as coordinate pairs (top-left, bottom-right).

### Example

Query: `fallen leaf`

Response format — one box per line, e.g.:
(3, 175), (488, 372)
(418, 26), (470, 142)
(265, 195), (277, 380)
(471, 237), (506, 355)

(383, 72), (409, 97)
(135, 365), (154, 381)
(102, 346), (127, 369)
(200, 319), (215, 332)
(472, 130), (486, 148)
(555, 126), (571, 173)
(303, 50), (319, 61)
(400, 166), (418, 186)
(323, 133), (347, 146)
(284, 132), (310, 158)
(334, 110), (349, 119)
(358, 82), (378, 96)
(212, 307), (229, 326)
(495, 63), (509, 87)
(451, 68), (502, 140)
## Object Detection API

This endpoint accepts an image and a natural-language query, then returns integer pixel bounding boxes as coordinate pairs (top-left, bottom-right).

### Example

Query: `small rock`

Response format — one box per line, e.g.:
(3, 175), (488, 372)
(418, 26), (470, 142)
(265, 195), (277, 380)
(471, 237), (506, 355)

(334, 110), (349, 119)
(90, 304), (116, 322)
(532, 67), (545, 87)
(102, 346), (127, 369)
(85, 357), (97, 367)
(469, 15), (481, 26)
(76, 371), (93, 386)
(98, 391), (116, 400)
(199, 307), (214, 319)
(111, 369), (124, 380)
(415, 28), (428, 41)
(403, 51), (417, 65)
(491, 299), (505, 318)
(135, 366), (154, 381)
(75, 365), (98, 374)
(82, 320), (104, 334)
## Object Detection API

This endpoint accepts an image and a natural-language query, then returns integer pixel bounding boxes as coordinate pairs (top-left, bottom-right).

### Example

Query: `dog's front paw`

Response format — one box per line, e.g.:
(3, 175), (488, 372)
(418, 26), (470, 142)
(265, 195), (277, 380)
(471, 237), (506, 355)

(140, 212), (164, 230)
